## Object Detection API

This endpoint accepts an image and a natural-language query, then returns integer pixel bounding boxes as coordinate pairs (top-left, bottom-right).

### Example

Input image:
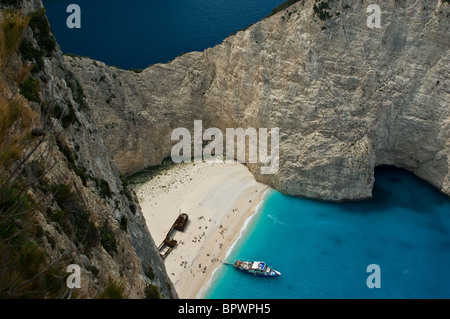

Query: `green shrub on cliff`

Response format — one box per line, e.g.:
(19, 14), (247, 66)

(19, 77), (41, 103)
(313, 0), (334, 21)
(98, 278), (125, 299)
(100, 221), (117, 255)
(267, 0), (302, 17)
(28, 8), (56, 56)
(1, 0), (22, 7)
(144, 284), (161, 299)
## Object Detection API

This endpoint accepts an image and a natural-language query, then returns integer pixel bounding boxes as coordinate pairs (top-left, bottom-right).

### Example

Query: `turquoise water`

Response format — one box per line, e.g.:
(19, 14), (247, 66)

(43, 0), (285, 69)
(206, 166), (450, 299)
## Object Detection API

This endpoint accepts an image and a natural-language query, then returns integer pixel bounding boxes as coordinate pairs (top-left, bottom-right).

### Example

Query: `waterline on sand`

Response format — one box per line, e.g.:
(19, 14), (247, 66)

(197, 188), (274, 298)
(131, 162), (269, 298)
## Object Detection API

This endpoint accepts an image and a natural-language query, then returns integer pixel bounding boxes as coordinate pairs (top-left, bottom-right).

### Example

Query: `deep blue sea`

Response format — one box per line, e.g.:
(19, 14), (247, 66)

(43, 0), (285, 69)
(205, 166), (450, 298)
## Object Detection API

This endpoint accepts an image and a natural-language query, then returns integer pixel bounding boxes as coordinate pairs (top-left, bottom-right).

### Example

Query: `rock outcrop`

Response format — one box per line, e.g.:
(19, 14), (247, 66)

(67, 0), (449, 201)
(1, 0), (176, 298)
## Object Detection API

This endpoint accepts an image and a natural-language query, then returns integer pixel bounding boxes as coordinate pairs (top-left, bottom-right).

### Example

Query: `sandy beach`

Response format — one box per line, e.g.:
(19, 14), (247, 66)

(132, 162), (269, 298)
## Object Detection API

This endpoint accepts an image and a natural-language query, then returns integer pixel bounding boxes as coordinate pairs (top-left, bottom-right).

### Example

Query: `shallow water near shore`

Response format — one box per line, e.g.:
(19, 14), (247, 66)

(206, 166), (450, 298)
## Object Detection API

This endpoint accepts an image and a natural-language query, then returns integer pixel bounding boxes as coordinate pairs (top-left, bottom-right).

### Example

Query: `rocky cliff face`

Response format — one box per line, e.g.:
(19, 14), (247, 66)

(1, 0), (176, 298)
(67, 0), (449, 201)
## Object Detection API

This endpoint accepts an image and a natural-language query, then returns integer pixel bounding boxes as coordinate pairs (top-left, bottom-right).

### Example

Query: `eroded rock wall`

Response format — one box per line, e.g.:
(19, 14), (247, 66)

(67, 0), (449, 201)
(1, 0), (176, 298)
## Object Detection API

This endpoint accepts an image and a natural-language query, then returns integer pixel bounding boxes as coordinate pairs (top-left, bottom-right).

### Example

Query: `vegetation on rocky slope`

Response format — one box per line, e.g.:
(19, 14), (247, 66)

(1, 6), (175, 299)
(0, 10), (70, 298)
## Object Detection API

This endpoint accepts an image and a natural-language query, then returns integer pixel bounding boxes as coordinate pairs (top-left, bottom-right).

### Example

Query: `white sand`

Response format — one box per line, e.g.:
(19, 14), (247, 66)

(133, 162), (269, 298)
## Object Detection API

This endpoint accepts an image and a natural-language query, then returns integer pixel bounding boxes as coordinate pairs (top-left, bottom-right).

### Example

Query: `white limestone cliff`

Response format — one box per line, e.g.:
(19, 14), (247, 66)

(67, 0), (449, 201)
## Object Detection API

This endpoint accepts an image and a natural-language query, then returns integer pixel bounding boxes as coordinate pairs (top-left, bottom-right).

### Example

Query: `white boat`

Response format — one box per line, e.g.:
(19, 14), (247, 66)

(233, 260), (281, 277)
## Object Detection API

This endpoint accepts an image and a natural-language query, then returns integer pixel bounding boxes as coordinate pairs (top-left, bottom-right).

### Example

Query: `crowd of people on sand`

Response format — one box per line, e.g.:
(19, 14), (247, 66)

(169, 209), (239, 278)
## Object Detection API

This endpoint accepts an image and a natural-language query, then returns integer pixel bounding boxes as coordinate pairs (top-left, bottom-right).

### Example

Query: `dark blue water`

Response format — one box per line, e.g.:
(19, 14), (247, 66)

(43, 0), (285, 69)
(205, 167), (450, 298)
